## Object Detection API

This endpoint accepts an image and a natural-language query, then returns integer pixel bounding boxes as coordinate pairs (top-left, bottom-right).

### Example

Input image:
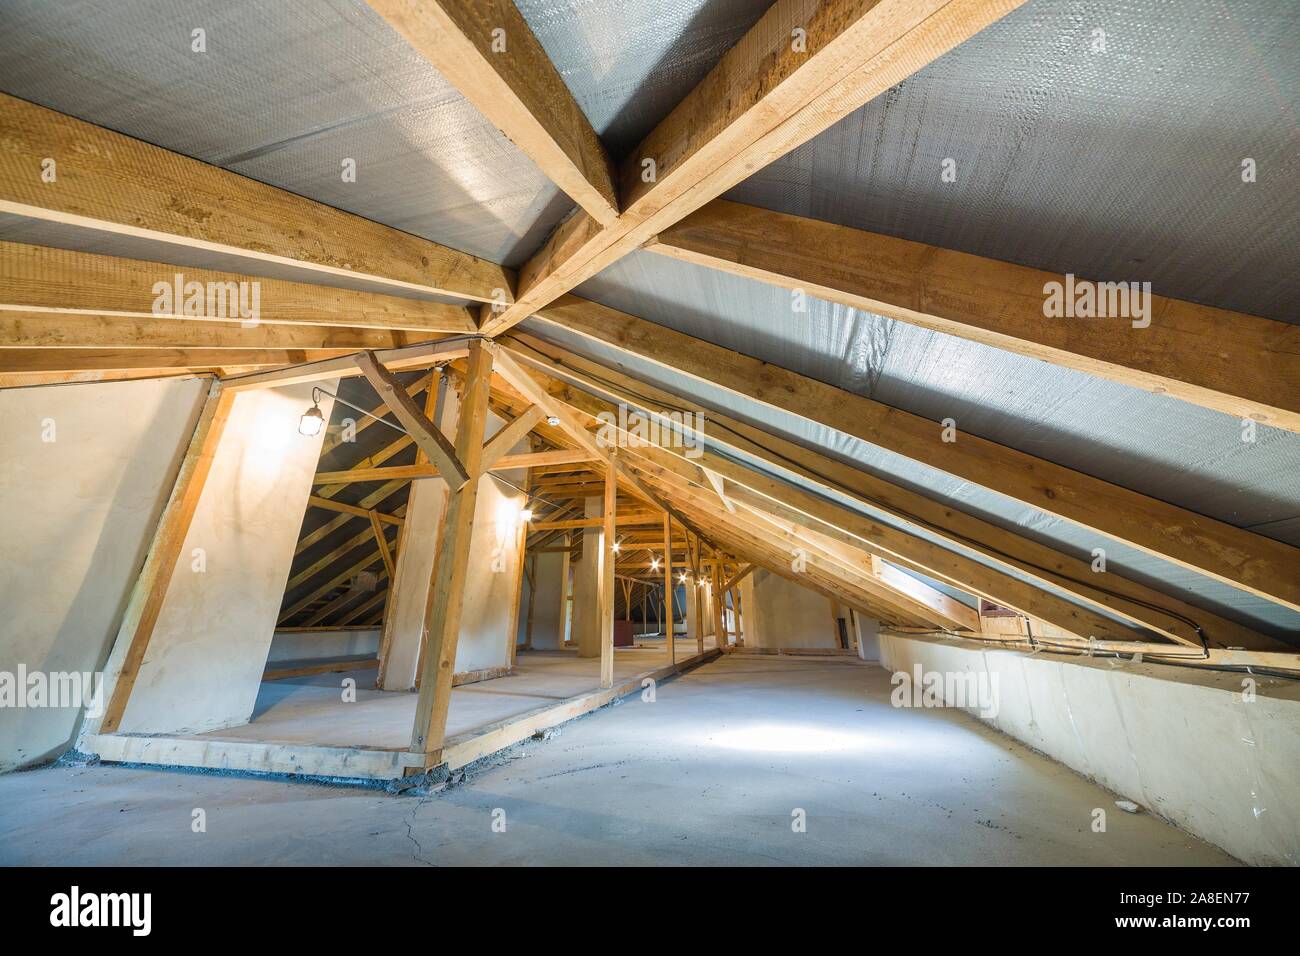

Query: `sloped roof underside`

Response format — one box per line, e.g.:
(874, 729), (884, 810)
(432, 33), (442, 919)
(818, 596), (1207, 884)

(725, 0), (1300, 321)
(0, 0), (1294, 643)
(0, 0), (569, 268)
(546, 0), (1299, 643)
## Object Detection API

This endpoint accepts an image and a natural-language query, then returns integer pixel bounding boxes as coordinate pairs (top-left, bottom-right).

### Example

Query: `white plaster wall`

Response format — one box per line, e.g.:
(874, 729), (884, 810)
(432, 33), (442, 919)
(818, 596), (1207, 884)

(879, 633), (1300, 866)
(453, 460), (526, 673)
(751, 569), (837, 649)
(0, 377), (208, 770)
(572, 496), (603, 657)
(119, 382), (335, 734)
(527, 551), (566, 649)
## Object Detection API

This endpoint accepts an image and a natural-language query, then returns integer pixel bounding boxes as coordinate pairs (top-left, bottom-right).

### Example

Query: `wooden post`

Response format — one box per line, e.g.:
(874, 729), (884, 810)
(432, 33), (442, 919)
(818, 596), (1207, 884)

(504, 465), (532, 668)
(712, 559), (727, 650)
(523, 554), (537, 650)
(663, 512), (674, 665)
(599, 456), (616, 688)
(408, 340), (493, 758)
(558, 533), (571, 646)
(691, 533), (704, 655)
(93, 380), (235, 735)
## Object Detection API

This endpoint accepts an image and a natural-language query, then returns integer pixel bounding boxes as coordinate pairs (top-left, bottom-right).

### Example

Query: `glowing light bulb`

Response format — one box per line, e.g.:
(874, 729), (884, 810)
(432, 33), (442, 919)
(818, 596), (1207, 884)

(518, 508), (533, 523)
(298, 403), (325, 437)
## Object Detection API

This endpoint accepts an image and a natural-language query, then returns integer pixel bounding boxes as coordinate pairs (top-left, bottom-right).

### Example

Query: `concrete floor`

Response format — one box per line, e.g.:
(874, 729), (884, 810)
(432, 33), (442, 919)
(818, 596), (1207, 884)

(198, 639), (710, 749)
(0, 655), (1236, 865)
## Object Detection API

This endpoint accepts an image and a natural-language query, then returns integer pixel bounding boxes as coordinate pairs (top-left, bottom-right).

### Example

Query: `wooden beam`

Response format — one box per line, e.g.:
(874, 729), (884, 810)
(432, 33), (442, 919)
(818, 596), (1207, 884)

(219, 336), (471, 391)
(0, 94), (513, 303)
(0, 310), (413, 352)
(663, 512), (675, 664)
(653, 200), (1300, 433)
(528, 297), (1300, 612)
(356, 349), (470, 490)
(506, 330), (1278, 650)
(481, 406), (544, 470)
(320, 372), (434, 457)
(93, 381), (234, 734)
(723, 563), (755, 593)
(307, 495), (402, 526)
(0, 241), (477, 335)
(499, 341), (1288, 647)
(600, 453), (617, 688)
(369, 511), (397, 581)
(367, 0), (618, 225)
(313, 450), (594, 485)
(479, 0), (1024, 335)
(409, 339), (494, 757)
(0, 347), (350, 373)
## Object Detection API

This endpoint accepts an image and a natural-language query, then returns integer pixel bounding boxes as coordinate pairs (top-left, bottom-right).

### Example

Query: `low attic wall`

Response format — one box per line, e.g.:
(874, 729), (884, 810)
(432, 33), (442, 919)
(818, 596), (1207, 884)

(879, 633), (1300, 865)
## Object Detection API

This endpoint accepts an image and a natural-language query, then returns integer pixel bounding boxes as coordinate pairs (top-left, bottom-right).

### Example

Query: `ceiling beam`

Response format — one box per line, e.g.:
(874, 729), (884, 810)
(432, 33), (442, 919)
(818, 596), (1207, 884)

(506, 330), (1272, 650)
(0, 93), (513, 303)
(0, 310), (414, 352)
(481, 406), (545, 471)
(0, 241), (478, 335)
(478, 0), (1025, 335)
(527, 297), (1300, 613)
(368, 0), (619, 225)
(0, 347), (350, 373)
(653, 200), (1300, 434)
(497, 335), (1289, 650)
(356, 350), (470, 491)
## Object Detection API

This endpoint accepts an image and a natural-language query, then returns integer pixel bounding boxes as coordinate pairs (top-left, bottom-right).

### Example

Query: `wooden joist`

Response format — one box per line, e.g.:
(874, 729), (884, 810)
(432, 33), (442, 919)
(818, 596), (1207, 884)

(368, 0), (618, 225)
(653, 200), (1300, 433)
(0, 93), (512, 303)
(498, 338), (1288, 649)
(0, 241), (477, 335)
(0, 347), (351, 373)
(527, 298), (1300, 612)
(479, 0), (1025, 335)
(356, 349), (470, 491)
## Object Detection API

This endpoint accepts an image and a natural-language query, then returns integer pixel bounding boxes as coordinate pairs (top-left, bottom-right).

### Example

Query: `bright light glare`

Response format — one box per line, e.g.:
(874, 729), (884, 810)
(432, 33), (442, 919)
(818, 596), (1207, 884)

(710, 723), (873, 754)
(650, 558), (660, 570)
(519, 508), (533, 523)
(298, 404), (325, 437)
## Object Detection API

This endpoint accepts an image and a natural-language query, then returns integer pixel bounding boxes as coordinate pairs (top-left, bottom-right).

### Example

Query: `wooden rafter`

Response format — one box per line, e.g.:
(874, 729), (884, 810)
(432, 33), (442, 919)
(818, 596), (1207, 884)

(653, 200), (1300, 434)
(367, 0), (619, 226)
(356, 349), (470, 490)
(0, 94), (512, 303)
(525, 298), (1300, 613)
(479, 0), (1025, 335)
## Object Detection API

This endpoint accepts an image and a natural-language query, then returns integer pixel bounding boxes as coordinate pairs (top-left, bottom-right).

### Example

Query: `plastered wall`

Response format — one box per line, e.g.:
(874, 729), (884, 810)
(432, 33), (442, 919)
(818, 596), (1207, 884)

(117, 382), (335, 734)
(879, 633), (1300, 866)
(0, 376), (209, 771)
(750, 569), (837, 649)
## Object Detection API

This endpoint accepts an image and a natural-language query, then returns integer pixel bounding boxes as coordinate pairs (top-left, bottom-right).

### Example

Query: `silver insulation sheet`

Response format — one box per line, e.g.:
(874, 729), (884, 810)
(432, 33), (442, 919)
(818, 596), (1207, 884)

(551, 250), (1300, 641)
(0, 0), (570, 267)
(515, 0), (775, 161)
(726, 0), (1300, 321)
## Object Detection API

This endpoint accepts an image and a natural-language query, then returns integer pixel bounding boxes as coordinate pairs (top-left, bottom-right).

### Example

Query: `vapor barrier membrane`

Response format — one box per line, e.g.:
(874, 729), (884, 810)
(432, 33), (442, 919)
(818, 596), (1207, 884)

(0, 0), (569, 267)
(514, 0), (775, 161)
(521, 310), (1300, 644)
(725, 0), (1300, 321)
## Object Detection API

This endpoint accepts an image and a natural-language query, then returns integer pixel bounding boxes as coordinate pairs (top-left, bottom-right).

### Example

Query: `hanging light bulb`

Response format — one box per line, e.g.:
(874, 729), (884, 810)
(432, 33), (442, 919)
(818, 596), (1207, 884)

(650, 557), (660, 571)
(678, 572), (688, 584)
(612, 540), (621, 553)
(518, 508), (533, 523)
(298, 401), (325, 437)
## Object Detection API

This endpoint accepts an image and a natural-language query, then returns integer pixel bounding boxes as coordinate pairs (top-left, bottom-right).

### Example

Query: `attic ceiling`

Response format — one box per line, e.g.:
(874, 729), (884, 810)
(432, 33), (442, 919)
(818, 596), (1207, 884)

(1, 0), (1296, 649)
